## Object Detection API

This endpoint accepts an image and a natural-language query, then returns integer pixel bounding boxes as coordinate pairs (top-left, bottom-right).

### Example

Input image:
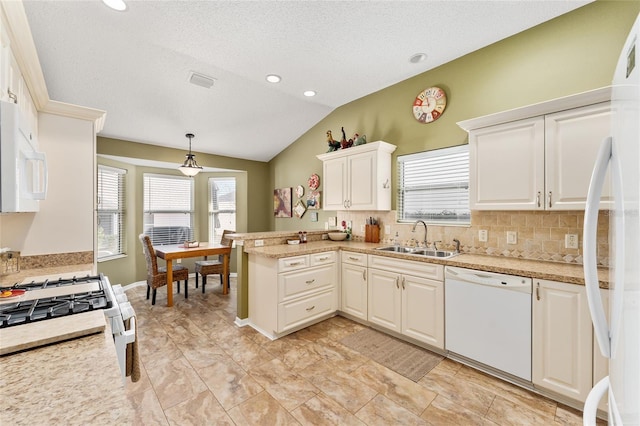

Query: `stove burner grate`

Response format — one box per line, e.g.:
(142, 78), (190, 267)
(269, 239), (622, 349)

(0, 276), (111, 328)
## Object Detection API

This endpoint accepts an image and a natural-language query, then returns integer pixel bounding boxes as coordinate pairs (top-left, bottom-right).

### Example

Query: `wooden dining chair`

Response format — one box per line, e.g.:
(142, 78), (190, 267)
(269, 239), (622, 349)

(195, 230), (234, 294)
(139, 234), (190, 305)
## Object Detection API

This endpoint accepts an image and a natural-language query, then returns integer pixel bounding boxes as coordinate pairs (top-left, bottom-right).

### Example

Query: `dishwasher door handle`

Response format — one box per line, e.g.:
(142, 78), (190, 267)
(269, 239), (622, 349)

(446, 267), (531, 292)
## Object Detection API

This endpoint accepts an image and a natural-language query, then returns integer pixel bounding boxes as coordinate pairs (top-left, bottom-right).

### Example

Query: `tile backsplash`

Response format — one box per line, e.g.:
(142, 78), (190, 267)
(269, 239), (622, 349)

(336, 210), (609, 266)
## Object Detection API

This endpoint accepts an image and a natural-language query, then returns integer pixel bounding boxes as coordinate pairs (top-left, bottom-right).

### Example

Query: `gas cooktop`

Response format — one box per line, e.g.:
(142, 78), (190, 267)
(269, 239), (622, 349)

(0, 275), (112, 329)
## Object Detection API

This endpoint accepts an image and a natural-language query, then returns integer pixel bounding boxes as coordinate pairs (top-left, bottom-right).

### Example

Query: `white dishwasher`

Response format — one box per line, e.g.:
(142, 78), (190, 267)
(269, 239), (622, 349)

(445, 266), (532, 381)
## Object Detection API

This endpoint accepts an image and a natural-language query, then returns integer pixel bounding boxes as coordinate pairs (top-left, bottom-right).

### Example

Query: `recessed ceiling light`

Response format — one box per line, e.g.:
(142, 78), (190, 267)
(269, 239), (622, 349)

(266, 74), (281, 83)
(102, 0), (127, 11)
(303, 90), (316, 97)
(409, 53), (427, 64)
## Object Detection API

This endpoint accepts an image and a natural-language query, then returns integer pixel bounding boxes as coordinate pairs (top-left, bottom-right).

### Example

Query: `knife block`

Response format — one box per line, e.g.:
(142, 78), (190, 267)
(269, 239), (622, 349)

(365, 225), (380, 243)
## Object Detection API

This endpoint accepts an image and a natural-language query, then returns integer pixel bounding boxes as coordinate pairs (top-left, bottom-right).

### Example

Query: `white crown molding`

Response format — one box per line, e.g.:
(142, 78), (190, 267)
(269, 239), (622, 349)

(0, 0), (106, 130)
(457, 86), (612, 132)
(43, 100), (106, 132)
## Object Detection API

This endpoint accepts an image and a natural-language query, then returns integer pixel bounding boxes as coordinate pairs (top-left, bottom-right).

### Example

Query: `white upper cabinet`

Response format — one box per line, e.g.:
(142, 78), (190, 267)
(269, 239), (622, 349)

(470, 117), (545, 210)
(317, 141), (396, 211)
(544, 103), (612, 210)
(460, 88), (613, 211)
(0, 20), (38, 135)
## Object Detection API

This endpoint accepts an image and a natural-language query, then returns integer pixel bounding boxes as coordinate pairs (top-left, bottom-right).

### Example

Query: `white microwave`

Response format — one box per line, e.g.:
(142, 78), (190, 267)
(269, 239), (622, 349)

(0, 101), (47, 212)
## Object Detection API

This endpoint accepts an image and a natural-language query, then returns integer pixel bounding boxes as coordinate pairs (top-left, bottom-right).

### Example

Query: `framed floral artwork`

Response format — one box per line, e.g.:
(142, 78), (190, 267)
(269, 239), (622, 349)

(306, 190), (321, 209)
(274, 187), (292, 218)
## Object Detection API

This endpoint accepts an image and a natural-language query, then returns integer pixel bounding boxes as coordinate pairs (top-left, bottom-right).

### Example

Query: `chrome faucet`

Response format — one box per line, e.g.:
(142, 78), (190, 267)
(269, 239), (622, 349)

(453, 238), (461, 253)
(412, 220), (428, 248)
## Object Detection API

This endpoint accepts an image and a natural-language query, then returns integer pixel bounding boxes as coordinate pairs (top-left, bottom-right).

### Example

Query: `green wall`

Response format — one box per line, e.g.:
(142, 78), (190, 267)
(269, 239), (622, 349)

(268, 0), (640, 231)
(94, 0), (640, 283)
(96, 137), (269, 285)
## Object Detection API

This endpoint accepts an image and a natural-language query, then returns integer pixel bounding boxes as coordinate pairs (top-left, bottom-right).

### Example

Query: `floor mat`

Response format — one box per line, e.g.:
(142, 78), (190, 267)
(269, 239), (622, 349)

(340, 327), (444, 382)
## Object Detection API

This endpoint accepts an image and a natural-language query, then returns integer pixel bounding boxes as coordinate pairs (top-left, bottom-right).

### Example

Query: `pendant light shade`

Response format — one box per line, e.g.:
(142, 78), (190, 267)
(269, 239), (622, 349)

(178, 133), (203, 177)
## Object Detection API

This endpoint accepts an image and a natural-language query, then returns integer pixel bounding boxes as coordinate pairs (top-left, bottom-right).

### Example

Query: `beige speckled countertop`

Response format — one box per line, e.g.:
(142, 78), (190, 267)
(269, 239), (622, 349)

(0, 264), (134, 424)
(244, 240), (610, 289)
(0, 327), (134, 424)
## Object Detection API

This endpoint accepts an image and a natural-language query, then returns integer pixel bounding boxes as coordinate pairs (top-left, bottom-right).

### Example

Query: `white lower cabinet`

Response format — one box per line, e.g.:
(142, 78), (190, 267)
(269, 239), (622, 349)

(248, 251), (338, 339)
(532, 279), (593, 403)
(340, 251), (368, 320)
(367, 255), (444, 349)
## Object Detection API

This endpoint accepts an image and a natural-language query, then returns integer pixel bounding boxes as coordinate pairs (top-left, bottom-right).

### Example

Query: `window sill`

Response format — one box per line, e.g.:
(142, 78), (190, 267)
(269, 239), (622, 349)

(97, 254), (127, 263)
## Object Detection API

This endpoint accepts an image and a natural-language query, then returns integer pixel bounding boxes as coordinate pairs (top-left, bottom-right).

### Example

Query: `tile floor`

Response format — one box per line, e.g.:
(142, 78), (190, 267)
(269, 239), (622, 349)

(124, 277), (597, 425)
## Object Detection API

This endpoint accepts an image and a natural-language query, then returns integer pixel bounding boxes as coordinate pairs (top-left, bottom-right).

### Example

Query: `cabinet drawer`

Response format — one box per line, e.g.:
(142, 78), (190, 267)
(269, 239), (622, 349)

(278, 289), (336, 332)
(310, 251), (336, 266)
(278, 255), (310, 272)
(341, 251), (367, 266)
(368, 255), (443, 280)
(278, 264), (336, 301)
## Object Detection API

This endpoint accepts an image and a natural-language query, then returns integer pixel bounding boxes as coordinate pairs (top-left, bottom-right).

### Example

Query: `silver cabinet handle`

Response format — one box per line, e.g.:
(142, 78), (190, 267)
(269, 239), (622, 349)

(348, 256), (359, 261)
(536, 191), (541, 208)
(395, 276), (399, 289)
(305, 279), (315, 284)
(289, 261), (304, 266)
(362, 270), (366, 281)
(318, 256), (329, 261)
(548, 191), (552, 208)
(536, 282), (540, 301)
(306, 305), (315, 311)
(401, 276), (405, 290)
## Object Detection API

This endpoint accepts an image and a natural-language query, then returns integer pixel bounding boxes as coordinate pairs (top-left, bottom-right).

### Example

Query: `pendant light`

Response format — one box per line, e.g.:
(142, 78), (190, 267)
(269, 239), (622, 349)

(178, 133), (203, 177)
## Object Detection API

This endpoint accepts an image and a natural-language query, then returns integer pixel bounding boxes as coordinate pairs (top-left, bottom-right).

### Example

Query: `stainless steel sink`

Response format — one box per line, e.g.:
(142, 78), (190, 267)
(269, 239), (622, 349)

(375, 246), (458, 259)
(376, 246), (422, 254)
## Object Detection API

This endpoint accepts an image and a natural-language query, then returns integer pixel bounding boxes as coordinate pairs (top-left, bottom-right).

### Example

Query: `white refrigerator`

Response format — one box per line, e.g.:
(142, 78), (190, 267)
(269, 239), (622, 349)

(583, 12), (640, 426)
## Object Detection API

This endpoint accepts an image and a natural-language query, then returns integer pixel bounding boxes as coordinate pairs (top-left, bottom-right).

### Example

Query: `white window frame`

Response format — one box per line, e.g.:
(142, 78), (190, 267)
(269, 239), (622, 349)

(208, 177), (236, 244)
(397, 144), (470, 225)
(142, 173), (195, 245)
(97, 165), (126, 261)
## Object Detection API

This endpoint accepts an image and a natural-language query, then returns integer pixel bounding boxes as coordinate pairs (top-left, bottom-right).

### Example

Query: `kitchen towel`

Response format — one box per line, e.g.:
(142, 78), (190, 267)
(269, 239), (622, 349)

(125, 316), (141, 382)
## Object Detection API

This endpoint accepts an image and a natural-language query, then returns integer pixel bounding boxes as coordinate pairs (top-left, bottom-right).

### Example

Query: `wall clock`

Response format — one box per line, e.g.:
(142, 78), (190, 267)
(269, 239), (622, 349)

(412, 86), (447, 123)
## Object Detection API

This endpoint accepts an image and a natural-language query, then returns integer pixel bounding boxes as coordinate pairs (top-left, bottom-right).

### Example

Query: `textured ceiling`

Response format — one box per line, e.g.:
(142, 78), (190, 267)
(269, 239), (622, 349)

(23, 0), (591, 162)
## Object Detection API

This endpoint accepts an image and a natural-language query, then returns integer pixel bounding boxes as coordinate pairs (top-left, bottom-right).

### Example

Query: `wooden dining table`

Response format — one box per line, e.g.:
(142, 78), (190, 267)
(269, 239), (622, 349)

(154, 242), (232, 307)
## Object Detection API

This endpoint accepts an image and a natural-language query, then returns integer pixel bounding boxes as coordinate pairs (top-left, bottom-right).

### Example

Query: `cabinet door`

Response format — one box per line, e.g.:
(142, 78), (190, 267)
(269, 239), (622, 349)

(401, 274), (444, 349)
(368, 268), (401, 333)
(348, 150), (377, 210)
(545, 102), (613, 210)
(533, 279), (593, 402)
(470, 117), (545, 210)
(323, 157), (347, 210)
(341, 263), (367, 320)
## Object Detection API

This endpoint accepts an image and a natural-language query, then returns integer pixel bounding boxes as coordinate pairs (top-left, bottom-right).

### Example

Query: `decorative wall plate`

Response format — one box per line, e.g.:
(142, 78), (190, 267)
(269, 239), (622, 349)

(296, 185), (304, 198)
(308, 173), (320, 190)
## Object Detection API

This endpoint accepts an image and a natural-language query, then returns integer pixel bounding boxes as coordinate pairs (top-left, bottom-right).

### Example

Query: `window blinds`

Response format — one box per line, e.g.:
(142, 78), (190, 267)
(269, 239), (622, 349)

(97, 165), (126, 259)
(143, 174), (194, 245)
(397, 144), (470, 224)
(209, 177), (236, 243)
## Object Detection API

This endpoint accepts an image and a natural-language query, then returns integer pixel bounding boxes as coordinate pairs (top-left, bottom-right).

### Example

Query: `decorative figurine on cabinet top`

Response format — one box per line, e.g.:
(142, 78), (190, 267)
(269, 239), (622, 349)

(340, 127), (353, 149)
(326, 130), (341, 152)
(354, 134), (367, 146)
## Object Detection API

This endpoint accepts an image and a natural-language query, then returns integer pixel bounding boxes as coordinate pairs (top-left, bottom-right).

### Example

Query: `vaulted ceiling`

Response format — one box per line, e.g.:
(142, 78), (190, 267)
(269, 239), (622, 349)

(23, 0), (591, 162)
